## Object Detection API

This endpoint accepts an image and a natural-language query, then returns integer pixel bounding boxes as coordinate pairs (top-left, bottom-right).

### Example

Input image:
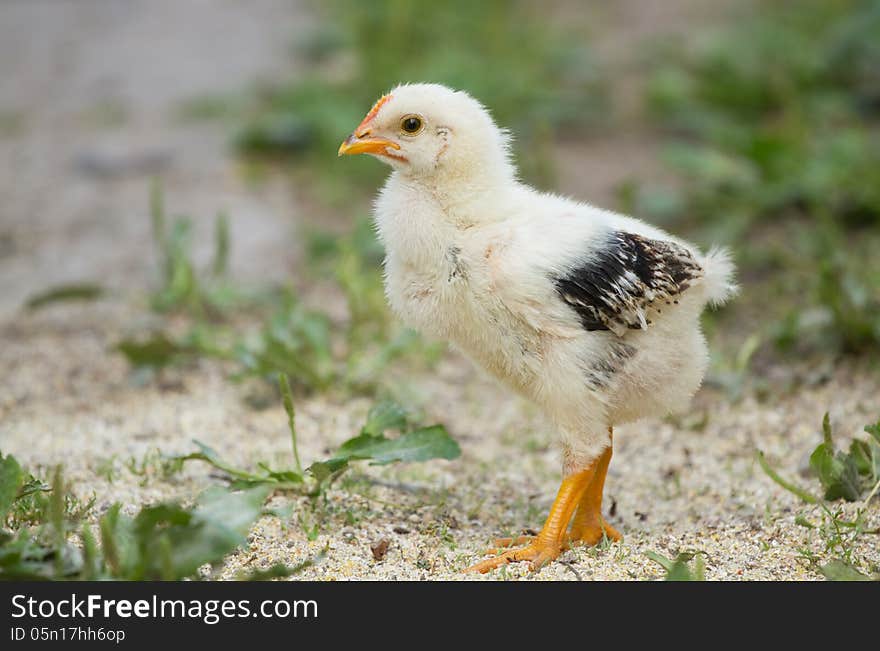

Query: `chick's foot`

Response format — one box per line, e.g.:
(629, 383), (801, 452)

(466, 539), (567, 573)
(484, 534), (544, 555)
(465, 465), (597, 574)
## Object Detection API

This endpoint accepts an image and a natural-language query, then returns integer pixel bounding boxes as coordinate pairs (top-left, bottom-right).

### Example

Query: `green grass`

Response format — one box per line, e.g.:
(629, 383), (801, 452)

(0, 378), (457, 580)
(0, 455), (304, 580)
(149, 181), (244, 316)
(645, 550), (707, 581)
(115, 188), (438, 394)
(795, 506), (879, 578)
(2, 456), (85, 532)
(24, 284), (105, 310)
(646, 1), (880, 229)
(759, 413), (880, 504)
(635, 0), (880, 356)
(758, 412), (880, 579)
(174, 374), (460, 497)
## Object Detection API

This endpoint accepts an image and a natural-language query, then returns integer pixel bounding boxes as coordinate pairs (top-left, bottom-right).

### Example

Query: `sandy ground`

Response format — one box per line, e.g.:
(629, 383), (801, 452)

(1, 1), (878, 581)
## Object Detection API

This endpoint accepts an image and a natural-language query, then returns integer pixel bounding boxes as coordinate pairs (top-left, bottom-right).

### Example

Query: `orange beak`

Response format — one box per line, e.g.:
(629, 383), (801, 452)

(337, 132), (401, 157)
(337, 93), (402, 158)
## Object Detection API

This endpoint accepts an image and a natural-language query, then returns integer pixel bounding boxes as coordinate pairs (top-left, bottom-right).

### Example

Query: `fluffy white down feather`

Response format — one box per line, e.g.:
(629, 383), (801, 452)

(345, 83), (736, 473)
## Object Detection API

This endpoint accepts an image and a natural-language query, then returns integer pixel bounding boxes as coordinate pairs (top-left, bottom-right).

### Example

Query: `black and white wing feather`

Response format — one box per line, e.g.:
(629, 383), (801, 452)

(553, 231), (703, 336)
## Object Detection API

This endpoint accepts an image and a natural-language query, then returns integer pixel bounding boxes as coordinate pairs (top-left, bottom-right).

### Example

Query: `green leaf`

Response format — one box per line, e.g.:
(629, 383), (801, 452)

(0, 529), (59, 580)
(15, 476), (48, 502)
(278, 374), (303, 473)
(667, 556), (705, 581)
(129, 486), (271, 580)
(48, 467), (66, 577)
(362, 400), (409, 436)
(306, 458), (350, 484)
(238, 549), (326, 581)
(133, 503), (193, 538)
(756, 451), (819, 503)
(869, 440), (880, 485)
(213, 211), (230, 277)
(0, 453), (23, 522)
(335, 432), (386, 457)
(150, 179), (166, 251)
(819, 559), (875, 581)
(116, 333), (192, 369)
(644, 550), (674, 572)
(645, 550), (706, 581)
(99, 504), (137, 578)
(307, 415), (460, 486)
(256, 463), (304, 485)
(326, 425), (460, 467)
(25, 284), (104, 310)
(865, 421), (880, 446)
(805, 413), (864, 502)
(822, 412), (833, 448)
(80, 525), (100, 580)
(195, 486), (272, 536)
(239, 562), (308, 581)
(363, 426), (461, 465)
(165, 486), (269, 578)
(174, 440), (303, 486)
(181, 441), (254, 480)
(809, 445), (862, 501)
(849, 439), (874, 477)
(808, 443), (835, 488)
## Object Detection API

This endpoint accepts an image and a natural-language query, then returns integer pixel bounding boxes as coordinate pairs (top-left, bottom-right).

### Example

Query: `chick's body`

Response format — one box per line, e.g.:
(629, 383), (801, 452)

(377, 174), (731, 470)
(340, 83), (736, 572)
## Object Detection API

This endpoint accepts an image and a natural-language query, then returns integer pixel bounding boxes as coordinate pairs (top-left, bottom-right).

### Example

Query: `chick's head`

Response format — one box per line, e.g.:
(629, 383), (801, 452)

(338, 83), (514, 182)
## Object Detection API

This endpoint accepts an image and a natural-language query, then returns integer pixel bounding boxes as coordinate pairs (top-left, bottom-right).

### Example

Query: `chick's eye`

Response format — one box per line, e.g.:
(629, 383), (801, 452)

(401, 116), (423, 134)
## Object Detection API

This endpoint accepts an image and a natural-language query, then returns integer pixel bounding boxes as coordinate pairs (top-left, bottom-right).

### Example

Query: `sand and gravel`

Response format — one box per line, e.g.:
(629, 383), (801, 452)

(2, 1), (878, 581)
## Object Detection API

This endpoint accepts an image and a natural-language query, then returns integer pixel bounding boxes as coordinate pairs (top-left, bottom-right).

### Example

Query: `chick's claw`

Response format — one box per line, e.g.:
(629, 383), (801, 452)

(466, 540), (566, 574)
(485, 534), (577, 556)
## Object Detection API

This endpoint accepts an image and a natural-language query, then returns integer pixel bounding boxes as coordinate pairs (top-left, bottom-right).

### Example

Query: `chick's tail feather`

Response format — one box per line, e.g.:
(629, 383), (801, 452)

(700, 247), (738, 306)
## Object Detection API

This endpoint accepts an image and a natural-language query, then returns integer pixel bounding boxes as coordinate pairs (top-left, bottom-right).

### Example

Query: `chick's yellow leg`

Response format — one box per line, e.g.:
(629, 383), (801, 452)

(465, 463), (597, 573)
(568, 438), (621, 545)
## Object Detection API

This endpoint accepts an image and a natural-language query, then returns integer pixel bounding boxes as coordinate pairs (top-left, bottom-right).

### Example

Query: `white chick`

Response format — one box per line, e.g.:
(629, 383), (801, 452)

(339, 83), (736, 573)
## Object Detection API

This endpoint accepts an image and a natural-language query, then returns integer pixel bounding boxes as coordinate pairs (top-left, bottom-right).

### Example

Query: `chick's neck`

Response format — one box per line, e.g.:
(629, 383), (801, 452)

(400, 154), (517, 229)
